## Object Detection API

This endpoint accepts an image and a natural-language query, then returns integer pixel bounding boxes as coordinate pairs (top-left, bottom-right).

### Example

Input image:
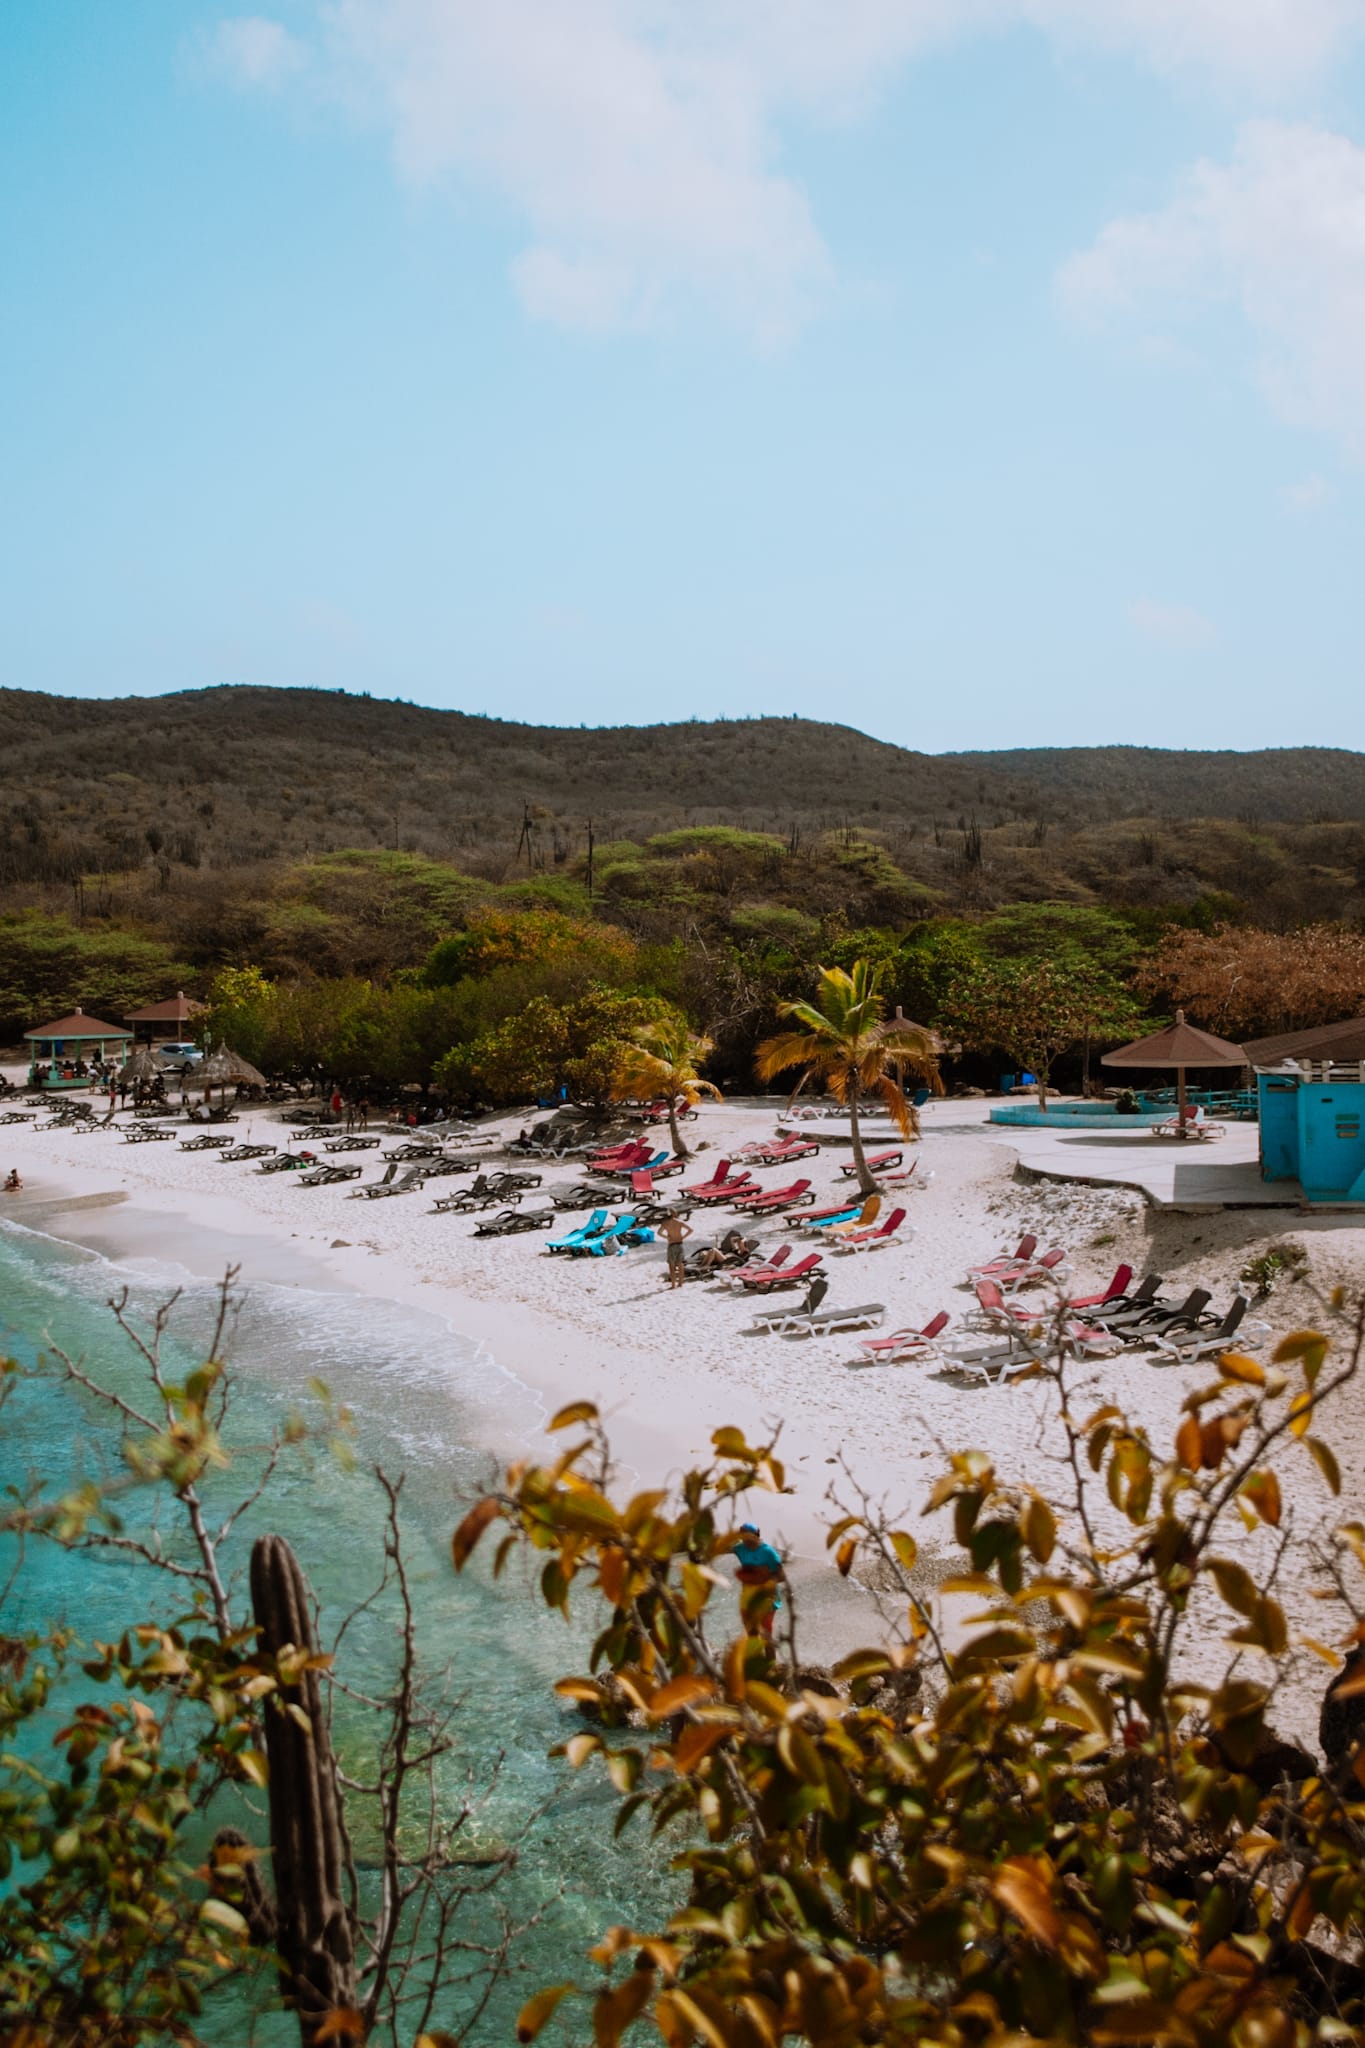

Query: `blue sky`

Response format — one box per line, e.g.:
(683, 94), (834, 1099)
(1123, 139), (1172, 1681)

(2, 1), (1364, 752)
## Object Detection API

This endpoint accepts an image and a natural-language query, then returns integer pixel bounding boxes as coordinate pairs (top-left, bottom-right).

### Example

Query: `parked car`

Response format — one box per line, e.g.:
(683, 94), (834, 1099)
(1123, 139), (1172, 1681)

(154, 1042), (203, 1066)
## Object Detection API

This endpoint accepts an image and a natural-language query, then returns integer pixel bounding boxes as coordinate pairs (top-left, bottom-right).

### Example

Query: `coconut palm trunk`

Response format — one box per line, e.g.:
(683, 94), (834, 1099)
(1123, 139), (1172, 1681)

(846, 1079), (875, 1197)
(666, 1096), (687, 1161)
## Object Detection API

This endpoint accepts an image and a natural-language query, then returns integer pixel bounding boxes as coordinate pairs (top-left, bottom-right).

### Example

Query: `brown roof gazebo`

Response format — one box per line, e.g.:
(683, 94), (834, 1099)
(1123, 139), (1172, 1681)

(126, 992), (207, 1043)
(1102, 1009), (1248, 1138)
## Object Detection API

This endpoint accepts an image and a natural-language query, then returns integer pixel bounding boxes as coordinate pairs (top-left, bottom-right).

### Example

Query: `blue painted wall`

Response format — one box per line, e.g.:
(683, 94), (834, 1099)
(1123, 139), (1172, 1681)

(1259, 1074), (1365, 1201)
(1257, 1076), (1299, 1182)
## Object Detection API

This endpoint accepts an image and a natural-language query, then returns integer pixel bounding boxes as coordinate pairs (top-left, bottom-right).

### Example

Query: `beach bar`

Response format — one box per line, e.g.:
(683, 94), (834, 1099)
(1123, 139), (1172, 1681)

(24, 1008), (132, 1087)
(1258, 1062), (1365, 1204)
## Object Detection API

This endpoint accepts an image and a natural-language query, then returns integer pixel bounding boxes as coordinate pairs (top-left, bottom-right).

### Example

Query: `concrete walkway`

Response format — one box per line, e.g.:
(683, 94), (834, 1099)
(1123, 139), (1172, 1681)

(917, 1098), (1301, 1211)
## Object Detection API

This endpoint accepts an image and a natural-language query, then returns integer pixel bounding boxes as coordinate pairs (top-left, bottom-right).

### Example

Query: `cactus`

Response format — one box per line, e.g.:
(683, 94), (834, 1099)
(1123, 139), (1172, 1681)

(250, 1533), (357, 2044)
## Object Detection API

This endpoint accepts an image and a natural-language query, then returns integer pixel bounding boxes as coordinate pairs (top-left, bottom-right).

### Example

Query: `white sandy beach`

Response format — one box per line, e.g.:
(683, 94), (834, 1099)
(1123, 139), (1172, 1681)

(3, 1089), (1365, 1739)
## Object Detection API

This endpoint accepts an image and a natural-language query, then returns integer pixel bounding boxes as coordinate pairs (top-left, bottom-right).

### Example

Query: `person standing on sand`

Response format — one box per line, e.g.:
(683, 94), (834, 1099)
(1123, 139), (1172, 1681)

(734, 1523), (783, 1638)
(659, 1212), (693, 1288)
(359, 1098), (369, 1130)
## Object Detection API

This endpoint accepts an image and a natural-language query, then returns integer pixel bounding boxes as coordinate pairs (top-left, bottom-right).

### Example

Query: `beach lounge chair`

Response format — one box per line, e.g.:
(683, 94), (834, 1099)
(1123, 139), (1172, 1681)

(1152, 1105), (1226, 1142)
(257, 1151), (314, 1173)
(858, 1312), (951, 1365)
(776, 1298), (886, 1340)
(1103, 1288), (1214, 1345)
(587, 1140), (651, 1170)
(739, 1250), (825, 1293)
(354, 1166), (430, 1200)
(997, 1246), (1070, 1293)
(1064, 1264), (1134, 1311)
(936, 1331), (1043, 1385)
(123, 1126), (176, 1143)
(475, 1207), (554, 1237)
(297, 1163), (363, 1186)
(579, 1214), (655, 1256)
(794, 1199), (863, 1230)
(180, 1133), (234, 1151)
(383, 1141), (442, 1162)
(549, 1182), (604, 1212)
(219, 1143), (275, 1160)
(1150, 1295), (1269, 1362)
(0, 1111), (35, 1125)
(821, 1195), (881, 1235)
(325, 1135), (381, 1152)
(968, 1281), (1120, 1360)
(432, 1175), (500, 1213)
(837, 1148), (903, 1179)
(832, 1208), (909, 1253)
(723, 1244), (794, 1289)
(684, 1229), (759, 1279)
(749, 1275), (831, 1329)
(744, 1136), (820, 1167)
(546, 1208), (611, 1254)
(1083, 1273), (1164, 1325)
(687, 1167), (754, 1207)
(730, 1178), (814, 1216)
(968, 1235), (1038, 1281)
(881, 1156), (934, 1191)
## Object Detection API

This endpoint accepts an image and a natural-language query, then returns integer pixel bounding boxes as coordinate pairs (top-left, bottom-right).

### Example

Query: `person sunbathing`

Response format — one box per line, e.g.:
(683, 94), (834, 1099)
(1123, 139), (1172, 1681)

(4, 1169), (22, 1192)
(690, 1229), (758, 1277)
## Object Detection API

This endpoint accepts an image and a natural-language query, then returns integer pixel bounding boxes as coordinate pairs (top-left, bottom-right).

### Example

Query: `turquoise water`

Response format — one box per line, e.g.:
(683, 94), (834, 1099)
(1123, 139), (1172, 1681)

(0, 1219), (673, 2040)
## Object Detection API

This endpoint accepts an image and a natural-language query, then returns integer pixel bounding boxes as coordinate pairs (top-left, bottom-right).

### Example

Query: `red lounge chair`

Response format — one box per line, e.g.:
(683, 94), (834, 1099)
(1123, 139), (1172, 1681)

(589, 1140), (651, 1169)
(1065, 1264), (1133, 1311)
(999, 1245), (1069, 1293)
(687, 1165), (754, 1206)
(630, 1170), (655, 1201)
(795, 1200), (867, 1229)
(968, 1234), (1038, 1280)
(837, 1148), (903, 1179)
(972, 1280), (1115, 1357)
(731, 1178), (814, 1214)
(725, 1244), (793, 1287)
(740, 1251), (825, 1293)
(684, 1158), (730, 1192)
(859, 1311), (950, 1363)
(750, 1136), (820, 1165)
(832, 1207), (908, 1253)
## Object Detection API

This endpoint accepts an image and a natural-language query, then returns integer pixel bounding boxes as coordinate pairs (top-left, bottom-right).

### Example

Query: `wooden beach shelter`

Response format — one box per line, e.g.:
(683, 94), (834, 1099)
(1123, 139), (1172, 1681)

(24, 1008), (131, 1084)
(199, 1041), (267, 1106)
(125, 991), (207, 1044)
(1101, 1009), (1247, 1137)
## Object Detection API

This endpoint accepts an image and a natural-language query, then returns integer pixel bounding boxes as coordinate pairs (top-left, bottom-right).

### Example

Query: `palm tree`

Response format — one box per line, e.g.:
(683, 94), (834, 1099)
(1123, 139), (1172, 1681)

(755, 961), (941, 1196)
(613, 1016), (721, 1161)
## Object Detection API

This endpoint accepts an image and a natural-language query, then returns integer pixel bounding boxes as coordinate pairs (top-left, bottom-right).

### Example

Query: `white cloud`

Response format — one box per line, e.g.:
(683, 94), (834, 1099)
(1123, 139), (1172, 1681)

(1022, 0), (1362, 88)
(1060, 121), (1365, 456)
(207, 15), (309, 89)
(1128, 597), (1217, 648)
(207, 3), (1365, 337)
(1283, 472), (1336, 511)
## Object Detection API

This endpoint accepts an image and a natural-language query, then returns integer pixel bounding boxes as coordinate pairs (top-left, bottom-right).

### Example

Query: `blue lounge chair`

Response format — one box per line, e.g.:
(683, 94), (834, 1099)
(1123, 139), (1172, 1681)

(546, 1208), (610, 1254)
(581, 1214), (655, 1256)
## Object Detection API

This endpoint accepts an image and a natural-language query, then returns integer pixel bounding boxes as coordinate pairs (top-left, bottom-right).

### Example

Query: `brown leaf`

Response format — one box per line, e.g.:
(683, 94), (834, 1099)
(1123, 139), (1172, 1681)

(1175, 1414), (1202, 1472)
(451, 1496), (500, 1572)
(549, 1400), (599, 1431)
(647, 1674), (715, 1719)
(517, 1983), (576, 2042)
(993, 1857), (1060, 1949)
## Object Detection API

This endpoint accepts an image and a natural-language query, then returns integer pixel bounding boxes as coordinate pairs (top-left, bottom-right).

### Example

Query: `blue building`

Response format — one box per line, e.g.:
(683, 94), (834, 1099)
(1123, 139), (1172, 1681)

(1258, 1062), (1365, 1204)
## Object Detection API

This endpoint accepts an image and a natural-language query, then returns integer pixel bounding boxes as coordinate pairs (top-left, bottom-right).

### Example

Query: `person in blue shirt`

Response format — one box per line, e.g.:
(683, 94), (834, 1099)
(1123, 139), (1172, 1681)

(734, 1522), (784, 1638)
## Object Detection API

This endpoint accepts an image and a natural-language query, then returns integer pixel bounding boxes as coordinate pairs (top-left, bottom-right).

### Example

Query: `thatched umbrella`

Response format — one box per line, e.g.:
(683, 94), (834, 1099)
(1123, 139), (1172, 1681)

(1101, 1009), (1247, 1138)
(200, 1042), (267, 1107)
(120, 1045), (162, 1090)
